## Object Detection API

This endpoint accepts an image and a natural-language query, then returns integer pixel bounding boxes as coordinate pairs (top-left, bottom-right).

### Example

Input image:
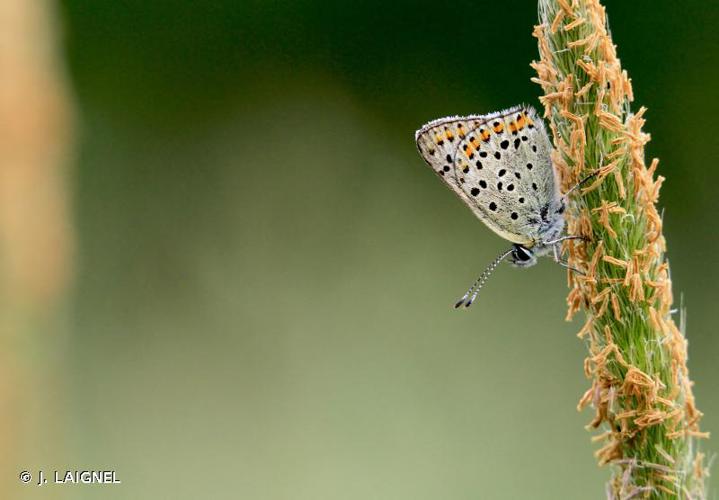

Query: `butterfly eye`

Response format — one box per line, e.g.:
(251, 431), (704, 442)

(513, 245), (534, 262)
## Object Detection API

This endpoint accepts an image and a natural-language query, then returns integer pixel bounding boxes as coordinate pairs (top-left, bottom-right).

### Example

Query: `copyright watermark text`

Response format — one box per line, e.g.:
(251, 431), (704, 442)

(19, 470), (121, 486)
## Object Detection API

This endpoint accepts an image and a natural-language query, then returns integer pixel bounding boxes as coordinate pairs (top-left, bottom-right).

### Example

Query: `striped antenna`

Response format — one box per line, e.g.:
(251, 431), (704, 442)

(454, 248), (514, 309)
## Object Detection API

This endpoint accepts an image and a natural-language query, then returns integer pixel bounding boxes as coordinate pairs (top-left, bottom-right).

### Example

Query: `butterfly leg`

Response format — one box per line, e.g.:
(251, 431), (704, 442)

(544, 235), (588, 245)
(562, 171), (600, 199)
(552, 243), (585, 275)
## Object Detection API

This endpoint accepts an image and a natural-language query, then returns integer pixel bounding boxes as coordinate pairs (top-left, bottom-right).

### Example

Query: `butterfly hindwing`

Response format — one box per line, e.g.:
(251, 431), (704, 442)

(416, 105), (557, 246)
(454, 105), (556, 244)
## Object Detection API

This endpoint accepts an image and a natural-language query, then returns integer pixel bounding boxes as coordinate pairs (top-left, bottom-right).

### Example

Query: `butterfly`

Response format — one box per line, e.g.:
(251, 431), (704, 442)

(415, 105), (585, 308)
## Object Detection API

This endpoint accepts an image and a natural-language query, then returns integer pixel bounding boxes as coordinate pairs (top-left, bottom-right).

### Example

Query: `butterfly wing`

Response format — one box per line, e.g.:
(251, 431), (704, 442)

(416, 105), (557, 246)
(415, 114), (488, 222)
(454, 105), (558, 245)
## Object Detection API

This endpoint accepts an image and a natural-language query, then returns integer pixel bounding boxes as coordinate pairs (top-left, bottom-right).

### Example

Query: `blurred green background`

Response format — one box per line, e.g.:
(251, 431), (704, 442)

(13, 0), (719, 498)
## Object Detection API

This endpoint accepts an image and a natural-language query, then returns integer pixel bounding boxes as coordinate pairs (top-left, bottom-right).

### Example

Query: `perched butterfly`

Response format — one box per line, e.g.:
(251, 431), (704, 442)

(415, 104), (585, 308)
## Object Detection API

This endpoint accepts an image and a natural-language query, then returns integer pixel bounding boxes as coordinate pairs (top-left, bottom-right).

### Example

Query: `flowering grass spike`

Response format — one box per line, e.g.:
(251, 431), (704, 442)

(532, 0), (709, 497)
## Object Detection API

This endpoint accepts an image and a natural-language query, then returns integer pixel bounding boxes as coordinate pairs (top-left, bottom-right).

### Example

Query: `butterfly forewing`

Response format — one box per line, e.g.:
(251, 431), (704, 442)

(415, 115), (487, 220)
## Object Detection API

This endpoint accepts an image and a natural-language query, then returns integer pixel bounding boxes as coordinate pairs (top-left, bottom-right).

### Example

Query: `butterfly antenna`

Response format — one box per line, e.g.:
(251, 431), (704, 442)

(454, 248), (514, 309)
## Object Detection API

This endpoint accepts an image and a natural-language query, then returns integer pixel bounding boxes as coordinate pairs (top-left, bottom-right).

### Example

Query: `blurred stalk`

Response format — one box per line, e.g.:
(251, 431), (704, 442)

(0, 0), (74, 496)
(531, 0), (709, 498)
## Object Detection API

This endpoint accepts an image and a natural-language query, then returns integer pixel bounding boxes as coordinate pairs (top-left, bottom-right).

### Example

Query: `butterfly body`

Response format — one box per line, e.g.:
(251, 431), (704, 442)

(415, 104), (578, 306)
